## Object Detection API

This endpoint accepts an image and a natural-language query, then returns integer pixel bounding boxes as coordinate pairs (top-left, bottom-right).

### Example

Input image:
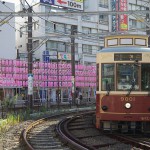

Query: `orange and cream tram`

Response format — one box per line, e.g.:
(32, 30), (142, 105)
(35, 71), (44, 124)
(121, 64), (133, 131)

(96, 34), (150, 132)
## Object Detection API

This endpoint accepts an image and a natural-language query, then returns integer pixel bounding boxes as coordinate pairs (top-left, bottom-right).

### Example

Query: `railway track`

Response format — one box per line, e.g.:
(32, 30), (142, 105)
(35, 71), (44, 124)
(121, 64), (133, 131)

(57, 113), (150, 150)
(57, 112), (133, 150)
(22, 109), (150, 150)
(22, 108), (94, 150)
(108, 133), (150, 150)
(26, 117), (71, 150)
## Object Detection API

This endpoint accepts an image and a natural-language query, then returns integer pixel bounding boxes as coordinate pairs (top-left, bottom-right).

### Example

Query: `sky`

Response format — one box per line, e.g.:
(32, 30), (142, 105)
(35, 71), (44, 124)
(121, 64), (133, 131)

(5, 0), (22, 5)
(4, 0), (35, 6)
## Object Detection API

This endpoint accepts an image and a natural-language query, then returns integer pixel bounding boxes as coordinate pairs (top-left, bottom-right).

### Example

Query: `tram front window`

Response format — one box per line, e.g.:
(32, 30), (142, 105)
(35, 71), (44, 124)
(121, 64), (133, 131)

(117, 64), (139, 90)
(102, 64), (115, 91)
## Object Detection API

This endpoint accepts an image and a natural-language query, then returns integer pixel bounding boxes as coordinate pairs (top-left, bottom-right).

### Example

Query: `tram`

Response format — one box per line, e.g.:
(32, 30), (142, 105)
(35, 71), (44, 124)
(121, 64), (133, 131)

(96, 34), (150, 132)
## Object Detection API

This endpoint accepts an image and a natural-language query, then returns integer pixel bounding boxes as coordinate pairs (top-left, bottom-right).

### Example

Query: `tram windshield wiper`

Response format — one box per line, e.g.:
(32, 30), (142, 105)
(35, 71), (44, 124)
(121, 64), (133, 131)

(126, 79), (135, 96)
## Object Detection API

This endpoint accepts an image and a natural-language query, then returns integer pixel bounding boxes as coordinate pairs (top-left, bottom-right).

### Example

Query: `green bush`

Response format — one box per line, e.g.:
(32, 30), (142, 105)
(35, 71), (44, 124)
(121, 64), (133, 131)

(1, 95), (18, 108)
(0, 114), (20, 133)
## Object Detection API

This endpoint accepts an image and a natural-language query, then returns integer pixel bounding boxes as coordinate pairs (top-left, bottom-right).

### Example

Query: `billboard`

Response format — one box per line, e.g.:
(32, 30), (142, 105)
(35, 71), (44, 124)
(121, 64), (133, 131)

(40, 0), (83, 10)
(119, 0), (128, 31)
(40, 0), (55, 5)
(111, 0), (128, 31)
(58, 53), (71, 60)
(55, 0), (83, 10)
(111, 0), (117, 32)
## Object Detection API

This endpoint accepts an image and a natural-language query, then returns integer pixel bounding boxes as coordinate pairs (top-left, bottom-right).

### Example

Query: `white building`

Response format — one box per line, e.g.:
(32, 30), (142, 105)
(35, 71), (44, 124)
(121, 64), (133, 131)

(0, 1), (16, 59)
(16, 0), (108, 65)
(16, 0), (149, 64)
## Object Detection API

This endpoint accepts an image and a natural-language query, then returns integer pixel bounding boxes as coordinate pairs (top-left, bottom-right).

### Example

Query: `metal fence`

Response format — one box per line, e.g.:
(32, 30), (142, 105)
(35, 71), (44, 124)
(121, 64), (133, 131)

(0, 96), (96, 119)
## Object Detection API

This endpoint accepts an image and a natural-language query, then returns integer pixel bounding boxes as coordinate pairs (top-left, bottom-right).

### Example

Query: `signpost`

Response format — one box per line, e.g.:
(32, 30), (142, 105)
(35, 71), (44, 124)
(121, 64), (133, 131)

(28, 74), (33, 95)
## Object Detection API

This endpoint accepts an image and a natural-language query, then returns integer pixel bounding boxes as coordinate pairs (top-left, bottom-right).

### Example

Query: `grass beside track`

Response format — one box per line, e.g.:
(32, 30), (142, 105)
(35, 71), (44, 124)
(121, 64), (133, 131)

(0, 105), (95, 134)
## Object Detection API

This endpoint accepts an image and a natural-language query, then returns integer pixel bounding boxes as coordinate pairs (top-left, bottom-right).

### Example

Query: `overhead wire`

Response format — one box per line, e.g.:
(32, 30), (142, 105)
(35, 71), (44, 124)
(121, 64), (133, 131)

(2, 0), (150, 54)
(0, 1), (28, 35)
(22, 0), (150, 54)
(23, 0), (103, 41)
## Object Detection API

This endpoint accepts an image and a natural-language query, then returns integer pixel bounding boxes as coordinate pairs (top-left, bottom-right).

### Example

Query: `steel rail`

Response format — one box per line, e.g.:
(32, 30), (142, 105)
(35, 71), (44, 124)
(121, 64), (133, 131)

(108, 134), (150, 150)
(56, 111), (95, 150)
(21, 109), (95, 150)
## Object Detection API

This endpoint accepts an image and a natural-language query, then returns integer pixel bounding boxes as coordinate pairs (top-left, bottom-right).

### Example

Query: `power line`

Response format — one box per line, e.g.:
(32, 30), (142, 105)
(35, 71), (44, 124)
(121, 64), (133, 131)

(1, 10), (150, 17)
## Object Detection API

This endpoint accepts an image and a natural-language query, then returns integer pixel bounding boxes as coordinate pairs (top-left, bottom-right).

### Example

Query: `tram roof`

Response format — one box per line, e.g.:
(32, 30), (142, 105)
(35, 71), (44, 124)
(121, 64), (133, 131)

(98, 46), (150, 53)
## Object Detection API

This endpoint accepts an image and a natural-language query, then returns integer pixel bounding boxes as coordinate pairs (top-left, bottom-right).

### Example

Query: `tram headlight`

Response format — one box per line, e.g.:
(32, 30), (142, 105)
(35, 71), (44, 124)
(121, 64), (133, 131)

(125, 103), (131, 109)
(102, 106), (108, 111)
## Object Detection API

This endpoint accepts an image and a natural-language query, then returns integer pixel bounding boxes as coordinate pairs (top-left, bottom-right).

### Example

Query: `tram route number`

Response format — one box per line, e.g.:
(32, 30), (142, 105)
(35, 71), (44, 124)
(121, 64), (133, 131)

(120, 97), (135, 102)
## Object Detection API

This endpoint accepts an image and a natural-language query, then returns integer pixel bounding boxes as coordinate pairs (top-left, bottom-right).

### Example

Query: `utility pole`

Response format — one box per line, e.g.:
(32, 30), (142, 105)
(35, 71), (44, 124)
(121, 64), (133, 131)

(27, 6), (33, 111)
(71, 25), (76, 105)
(57, 51), (60, 109)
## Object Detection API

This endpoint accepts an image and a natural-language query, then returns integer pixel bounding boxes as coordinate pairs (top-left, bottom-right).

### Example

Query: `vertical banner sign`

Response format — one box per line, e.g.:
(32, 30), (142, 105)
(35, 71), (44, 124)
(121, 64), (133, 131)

(116, 0), (119, 31)
(119, 0), (128, 31)
(28, 74), (33, 95)
(71, 76), (75, 93)
(111, 0), (128, 31)
(112, 0), (117, 32)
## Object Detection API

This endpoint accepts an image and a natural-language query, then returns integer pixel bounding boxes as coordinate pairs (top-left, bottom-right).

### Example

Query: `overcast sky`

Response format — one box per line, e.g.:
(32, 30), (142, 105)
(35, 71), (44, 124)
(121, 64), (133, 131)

(4, 0), (22, 5)
(4, 0), (36, 6)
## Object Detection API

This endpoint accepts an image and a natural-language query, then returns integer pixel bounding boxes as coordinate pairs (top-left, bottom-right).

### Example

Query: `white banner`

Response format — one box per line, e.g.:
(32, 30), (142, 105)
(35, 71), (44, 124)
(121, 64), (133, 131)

(71, 76), (75, 93)
(28, 74), (33, 95)
(55, 0), (83, 10)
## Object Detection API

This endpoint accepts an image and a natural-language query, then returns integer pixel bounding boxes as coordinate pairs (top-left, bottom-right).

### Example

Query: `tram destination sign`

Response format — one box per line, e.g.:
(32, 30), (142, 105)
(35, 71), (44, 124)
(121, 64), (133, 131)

(114, 53), (142, 61)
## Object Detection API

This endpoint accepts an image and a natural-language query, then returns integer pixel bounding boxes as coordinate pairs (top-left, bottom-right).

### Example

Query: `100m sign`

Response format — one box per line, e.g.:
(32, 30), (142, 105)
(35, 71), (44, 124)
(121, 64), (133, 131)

(67, 1), (82, 9)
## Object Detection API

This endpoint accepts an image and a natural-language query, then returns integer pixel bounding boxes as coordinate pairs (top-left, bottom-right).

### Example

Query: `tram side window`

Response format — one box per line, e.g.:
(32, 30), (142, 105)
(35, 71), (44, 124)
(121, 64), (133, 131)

(101, 64), (115, 91)
(117, 64), (139, 90)
(141, 64), (150, 91)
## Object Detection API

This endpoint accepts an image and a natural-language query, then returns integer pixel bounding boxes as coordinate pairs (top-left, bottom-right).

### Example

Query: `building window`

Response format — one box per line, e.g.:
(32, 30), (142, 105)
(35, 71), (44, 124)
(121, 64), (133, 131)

(45, 42), (78, 54)
(67, 43), (78, 53)
(84, 0), (89, 9)
(33, 40), (39, 49)
(45, 21), (66, 33)
(33, 21), (39, 30)
(82, 15), (91, 21)
(46, 41), (69, 52)
(20, 26), (27, 38)
(82, 44), (92, 54)
(99, 0), (108, 8)
(129, 3), (146, 11)
(99, 15), (108, 24)
(82, 27), (91, 34)
(20, 27), (23, 38)
(45, 21), (54, 33)
(129, 19), (137, 28)
(65, 24), (71, 34)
